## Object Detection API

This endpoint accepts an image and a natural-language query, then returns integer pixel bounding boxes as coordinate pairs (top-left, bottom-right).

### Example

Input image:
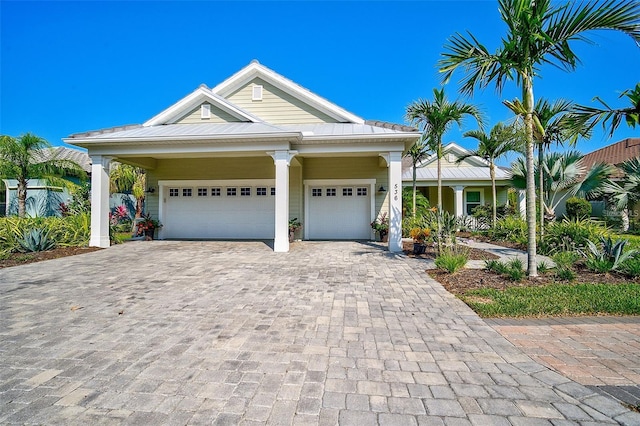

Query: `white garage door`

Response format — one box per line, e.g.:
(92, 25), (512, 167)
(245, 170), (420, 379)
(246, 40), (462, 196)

(161, 181), (275, 239)
(307, 185), (372, 240)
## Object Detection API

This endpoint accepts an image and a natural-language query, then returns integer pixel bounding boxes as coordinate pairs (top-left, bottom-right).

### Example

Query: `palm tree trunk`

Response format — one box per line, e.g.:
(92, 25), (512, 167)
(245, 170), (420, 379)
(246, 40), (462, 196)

(437, 140), (443, 253)
(538, 143), (544, 239)
(17, 178), (27, 218)
(523, 76), (538, 277)
(412, 160), (417, 217)
(490, 163), (497, 228)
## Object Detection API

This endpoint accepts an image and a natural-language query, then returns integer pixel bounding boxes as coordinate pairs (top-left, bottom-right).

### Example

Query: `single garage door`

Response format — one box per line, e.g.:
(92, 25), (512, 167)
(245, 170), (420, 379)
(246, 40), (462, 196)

(307, 185), (372, 240)
(161, 181), (275, 239)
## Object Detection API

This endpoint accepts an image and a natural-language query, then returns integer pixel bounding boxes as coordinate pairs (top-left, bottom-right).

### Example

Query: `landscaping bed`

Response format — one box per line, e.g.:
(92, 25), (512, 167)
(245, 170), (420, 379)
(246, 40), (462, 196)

(402, 241), (499, 261)
(0, 247), (102, 269)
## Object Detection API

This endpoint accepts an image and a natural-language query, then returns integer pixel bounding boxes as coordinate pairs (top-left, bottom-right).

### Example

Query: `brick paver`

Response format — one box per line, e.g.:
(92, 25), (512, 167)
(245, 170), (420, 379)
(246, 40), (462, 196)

(1, 241), (638, 424)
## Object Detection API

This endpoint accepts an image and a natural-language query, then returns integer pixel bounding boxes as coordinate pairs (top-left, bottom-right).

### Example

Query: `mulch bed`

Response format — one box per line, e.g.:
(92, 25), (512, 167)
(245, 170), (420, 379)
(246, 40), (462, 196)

(0, 247), (102, 269)
(402, 241), (499, 261)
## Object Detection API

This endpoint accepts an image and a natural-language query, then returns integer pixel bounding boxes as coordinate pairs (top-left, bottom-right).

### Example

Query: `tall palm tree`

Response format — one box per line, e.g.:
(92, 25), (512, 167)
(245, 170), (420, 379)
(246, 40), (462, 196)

(0, 133), (86, 218)
(458, 123), (524, 227)
(110, 162), (146, 219)
(505, 98), (589, 236)
(510, 151), (614, 219)
(405, 134), (433, 217)
(570, 83), (640, 137)
(602, 157), (640, 232)
(439, 0), (640, 277)
(405, 88), (483, 213)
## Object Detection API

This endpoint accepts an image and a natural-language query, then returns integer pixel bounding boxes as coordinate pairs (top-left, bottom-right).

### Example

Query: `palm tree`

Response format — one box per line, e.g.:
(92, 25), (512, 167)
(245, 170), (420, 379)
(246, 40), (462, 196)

(510, 151), (614, 219)
(0, 133), (86, 218)
(505, 98), (589, 236)
(439, 0), (640, 277)
(405, 134), (433, 217)
(602, 157), (640, 232)
(458, 123), (523, 227)
(109, 162), (146, 219)
(570, 83), (640, 137)
(405, 88), (483, 213)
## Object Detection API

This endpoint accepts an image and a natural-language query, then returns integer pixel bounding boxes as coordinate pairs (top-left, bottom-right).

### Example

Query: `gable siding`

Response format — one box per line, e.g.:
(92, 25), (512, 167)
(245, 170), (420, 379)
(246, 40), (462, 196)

(175, 102), (242, 124)
(226, 78), (339, 124)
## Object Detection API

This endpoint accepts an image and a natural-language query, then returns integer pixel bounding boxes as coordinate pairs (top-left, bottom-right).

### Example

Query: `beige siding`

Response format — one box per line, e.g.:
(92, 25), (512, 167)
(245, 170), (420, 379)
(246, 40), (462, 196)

(145, 157), (275, 218)
(289, 165), (303, 239)
(226, 78), (339, 124)
(302, 156), (388, 218)
(175, 102), (241, 124)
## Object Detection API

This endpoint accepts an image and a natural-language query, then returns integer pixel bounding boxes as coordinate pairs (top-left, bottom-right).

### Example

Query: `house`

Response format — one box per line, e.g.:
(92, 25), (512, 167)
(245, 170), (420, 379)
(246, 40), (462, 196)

(65, 61), (420, 252)
(580, 137), (640, 220)
(401, 143), (517, 218)
(2, 147), (92, 217)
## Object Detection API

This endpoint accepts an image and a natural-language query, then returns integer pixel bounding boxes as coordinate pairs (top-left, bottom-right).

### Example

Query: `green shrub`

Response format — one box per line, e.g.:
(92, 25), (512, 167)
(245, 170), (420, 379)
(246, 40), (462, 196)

(540, 218), (607, 255)
(485, 259), (508, 274)
(0, 214), (90, 252)
(537, 261), (551, 274)
(552, 251), (580, 269)
(555, 267), (577, 281)
(18, 228), (56, 253)
(565, 197), (592, 220)
(489, 216), (528, 244)
(619, 258), (640, 278)
(435, 246), (469, 274)
(484, 258), (525, 282)
(586, 236), (639, 272)
(585, 258), (614, 273)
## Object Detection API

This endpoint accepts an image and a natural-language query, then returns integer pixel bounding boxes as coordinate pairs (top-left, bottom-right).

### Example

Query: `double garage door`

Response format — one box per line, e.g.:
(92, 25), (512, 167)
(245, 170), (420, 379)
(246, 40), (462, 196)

(160, 180), (373, 240)
(162, 181), (275, 239)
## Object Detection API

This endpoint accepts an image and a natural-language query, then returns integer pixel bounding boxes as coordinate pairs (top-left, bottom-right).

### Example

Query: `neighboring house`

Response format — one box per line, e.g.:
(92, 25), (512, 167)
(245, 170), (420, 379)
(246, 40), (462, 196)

(2, 147), (92, 217)
(402, 143), (515, 218)
(580, 137), (640, 219)
(65, 61), (419, 252)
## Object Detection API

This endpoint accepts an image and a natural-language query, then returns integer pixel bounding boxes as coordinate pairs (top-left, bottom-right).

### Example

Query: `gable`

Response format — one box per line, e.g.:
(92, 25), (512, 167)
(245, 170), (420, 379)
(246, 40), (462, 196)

(419, 143), (489, 169)
(175, 102), (243, 124)
(225, 77), (340, 125)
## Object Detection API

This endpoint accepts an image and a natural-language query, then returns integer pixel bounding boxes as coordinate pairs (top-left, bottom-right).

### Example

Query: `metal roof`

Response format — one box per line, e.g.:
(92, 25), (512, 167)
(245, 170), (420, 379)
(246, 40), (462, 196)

(402, 165), (511, 182)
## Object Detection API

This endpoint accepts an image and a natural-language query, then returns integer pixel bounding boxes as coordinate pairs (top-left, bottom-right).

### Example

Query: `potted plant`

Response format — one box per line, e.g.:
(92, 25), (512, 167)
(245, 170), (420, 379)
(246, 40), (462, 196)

(289, 218), (302, 243)
(371, 212), (389, 242)
(135, 213), (162, 240)
(410, 227), (430, 254)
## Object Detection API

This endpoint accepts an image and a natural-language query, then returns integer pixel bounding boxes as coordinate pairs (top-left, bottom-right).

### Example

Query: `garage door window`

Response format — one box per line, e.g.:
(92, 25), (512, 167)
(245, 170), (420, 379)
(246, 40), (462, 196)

(256, 187), (267, 196)
(240, 187), (251, 196)
(183, 188), (192, 197)
(326, 188), (336, 197)
(227, 188), (237, 196)
(343, 188), (353, 196)
(211, 187), (221, 196)
(197, 188), (207, 197)
(169, 188), (179, 197)
(271, 187), (276, 196)
(357, 187), (368, 196)
(312, 188), (322, 197)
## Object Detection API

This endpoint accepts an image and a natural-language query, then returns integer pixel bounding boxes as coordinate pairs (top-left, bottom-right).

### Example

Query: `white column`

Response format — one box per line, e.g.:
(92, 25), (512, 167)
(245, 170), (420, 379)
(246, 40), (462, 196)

(271, 151), (294, 253)
(518, 190), (526, 218)
(453, 185), (465, 217)
(89, 155), (112, 248)
(388, 152), (403, 253)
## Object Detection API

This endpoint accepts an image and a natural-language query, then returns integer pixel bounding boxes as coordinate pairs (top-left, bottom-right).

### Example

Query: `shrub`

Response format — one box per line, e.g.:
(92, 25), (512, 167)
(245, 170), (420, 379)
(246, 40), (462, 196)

(537, 261), (551, 274)
(489, 216), (528, 244)
(555, 267), (577, 281)
(619, 258), (640, 278)
(409, 227), (430, 243)
(484, 258), (525, 282)
(485, 259), (508, 274)
(552, 251), (581, 269)
(565, 197), (592, 220)
(0, 214), (90, 252)
(435, 246), (469, 274)
(540, 218), (607, 255)
(18, 228), (56, 253)
(402, 216), (426, 238)
(585, 236), (639, 272)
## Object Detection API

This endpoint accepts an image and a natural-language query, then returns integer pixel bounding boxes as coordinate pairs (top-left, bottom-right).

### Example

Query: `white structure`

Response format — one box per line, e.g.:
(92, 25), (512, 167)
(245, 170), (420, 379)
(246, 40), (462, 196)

(66, 61), (419, 252)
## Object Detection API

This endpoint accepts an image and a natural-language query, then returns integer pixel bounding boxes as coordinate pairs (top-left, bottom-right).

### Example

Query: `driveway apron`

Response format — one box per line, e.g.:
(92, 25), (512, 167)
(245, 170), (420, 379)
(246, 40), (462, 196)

(1, 241), (638, 425)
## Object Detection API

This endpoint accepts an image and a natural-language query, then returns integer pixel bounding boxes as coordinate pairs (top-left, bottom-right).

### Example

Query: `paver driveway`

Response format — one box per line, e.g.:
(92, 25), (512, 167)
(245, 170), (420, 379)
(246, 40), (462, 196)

(1, 241), (638, 425)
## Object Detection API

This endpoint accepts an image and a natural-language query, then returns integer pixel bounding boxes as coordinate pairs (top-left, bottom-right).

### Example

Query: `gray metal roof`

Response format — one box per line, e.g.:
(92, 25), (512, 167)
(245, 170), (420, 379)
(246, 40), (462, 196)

(32, 147), (91, 173)
(402, 165), (511, 182)
(68, 122), (417, 142)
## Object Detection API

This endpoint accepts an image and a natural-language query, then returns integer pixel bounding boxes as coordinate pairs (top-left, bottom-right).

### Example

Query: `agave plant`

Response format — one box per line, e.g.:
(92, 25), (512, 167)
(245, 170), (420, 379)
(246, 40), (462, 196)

(18, 228), (56, 253)
(585, 236), (638, 272)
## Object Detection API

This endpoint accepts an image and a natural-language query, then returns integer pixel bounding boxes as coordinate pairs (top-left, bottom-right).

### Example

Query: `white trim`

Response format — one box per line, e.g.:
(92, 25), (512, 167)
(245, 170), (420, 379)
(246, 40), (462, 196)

(143, 87), (262, 126)
(252, 84), (263, 101)
(303, 179), (376, 240)
(212, 61), (365, 124)
(201, 103), (211, 119)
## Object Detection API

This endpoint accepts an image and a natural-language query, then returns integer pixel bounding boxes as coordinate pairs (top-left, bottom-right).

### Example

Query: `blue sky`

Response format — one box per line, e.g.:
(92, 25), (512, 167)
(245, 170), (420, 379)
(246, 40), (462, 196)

(1, 1), (638, 163)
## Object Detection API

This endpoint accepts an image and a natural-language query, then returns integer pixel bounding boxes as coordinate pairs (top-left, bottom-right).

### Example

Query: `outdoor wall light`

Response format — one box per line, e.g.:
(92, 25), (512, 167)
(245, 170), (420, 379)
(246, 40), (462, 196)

(378, 186), (386, 192)
(146, 187), (156, 194)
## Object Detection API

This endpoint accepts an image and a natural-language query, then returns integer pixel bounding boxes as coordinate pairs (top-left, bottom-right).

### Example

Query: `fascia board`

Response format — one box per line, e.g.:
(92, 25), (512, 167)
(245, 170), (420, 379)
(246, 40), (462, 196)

(64, 132), (302, 146)
(301, 133), (419, 142)
(213, 62), (365, 124)
(143, 88), (259, 126)
(72, 141), (294, 157)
